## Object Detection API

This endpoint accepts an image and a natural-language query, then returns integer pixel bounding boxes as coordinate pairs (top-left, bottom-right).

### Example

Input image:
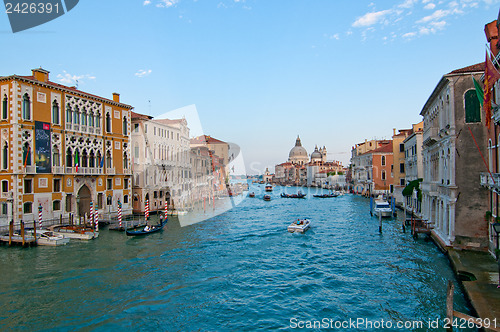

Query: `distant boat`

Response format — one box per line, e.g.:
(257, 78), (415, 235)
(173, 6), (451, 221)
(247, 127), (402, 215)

(265, 184), (273, 192)
(263, 194), (271, 201)
(249, 192), (255, 197)
(288, 218), (311, 233)
(313, 192), (338, 198)
(281, 192), (306, 199)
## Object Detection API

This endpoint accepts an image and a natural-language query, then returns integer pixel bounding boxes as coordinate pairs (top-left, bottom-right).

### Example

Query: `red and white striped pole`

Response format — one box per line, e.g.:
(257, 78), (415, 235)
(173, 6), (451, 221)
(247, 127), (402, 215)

(38, 205), (43, 230)
(118, 200), (122, 229)
(95, 210), (99, 232)
(164, 199), (168, 220)
(89, 201), (94, 228)
(145, 199), (149, 221)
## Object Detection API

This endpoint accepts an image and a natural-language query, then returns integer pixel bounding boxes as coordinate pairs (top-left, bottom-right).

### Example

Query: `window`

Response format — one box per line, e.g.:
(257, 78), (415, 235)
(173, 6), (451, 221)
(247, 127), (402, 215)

(2, 94), (8, 119)
(400, 178), (405, 186)
(22, 143), (31, 166)
(400, 163), (405, 173)
(1, 203), (7, 215)
(124, 178), (129, 189)
(52, 150), (60, 167)
(107, 178), (113, 190)
(144, 124), (148, 134)
(381, 156), (386, 166)
(381, 170), (386, 181)
(53, 200), (61, 211)
(66, 105), (72, 123)
(66, 148), (73, 167)
(1, 180), (8, 193)
(124, 195), (129, 204)
(96, 113), (101, 128)
(106, 112), (111, 133)
(89, 112), (94, 127)
(74, 107), (80, 124)
(106, 151), (112, 168)
(154, 127), (156, 135)
(98, 193), (103, 209)
(154, 191), (158, 199)
(2, 143), (8, 169)
(134, 123), (139, 132)
(53, 179), (61, 192)
(399, 143), (404, 152)
(24, 179), (32, 193)
(23, 202), (32, 214)
(66, 194), (72, 212)
(22, 93), (30, 120)
(123, 117), (128, 136)
(81, 108), (87, 126)
(107, 195), (112, 206)
(465, 89), (481, 123)
(52, 100), (60, 124)
(123, 153), (129, 169)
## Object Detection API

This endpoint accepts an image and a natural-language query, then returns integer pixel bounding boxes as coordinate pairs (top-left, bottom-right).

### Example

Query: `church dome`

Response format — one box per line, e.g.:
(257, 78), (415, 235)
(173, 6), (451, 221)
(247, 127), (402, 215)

(311, 146), (322, 160)
(289, 136), (308, 159)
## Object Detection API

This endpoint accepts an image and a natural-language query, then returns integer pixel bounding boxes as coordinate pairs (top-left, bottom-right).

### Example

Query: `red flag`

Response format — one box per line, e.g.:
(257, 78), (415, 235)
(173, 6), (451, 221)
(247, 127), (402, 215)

(485, 51), (500, 127)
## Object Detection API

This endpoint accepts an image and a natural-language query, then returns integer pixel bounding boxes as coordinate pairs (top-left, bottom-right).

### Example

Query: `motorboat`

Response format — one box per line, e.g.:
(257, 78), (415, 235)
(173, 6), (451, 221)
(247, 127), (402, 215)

(249, 192), (255, 197)
(374, 200), (393, 218)
(265, 184), (273, 192)
(288, 218), (311, 233)
(49, 225), (98, 240)
(313, 192), (338, 198)
(34, 230), (70, 246)
(263, 194), (271, 201)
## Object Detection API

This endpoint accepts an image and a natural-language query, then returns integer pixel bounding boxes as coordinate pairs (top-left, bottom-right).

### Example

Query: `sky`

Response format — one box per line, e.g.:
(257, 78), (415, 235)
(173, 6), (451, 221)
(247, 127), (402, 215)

(2, 0), (500, 174)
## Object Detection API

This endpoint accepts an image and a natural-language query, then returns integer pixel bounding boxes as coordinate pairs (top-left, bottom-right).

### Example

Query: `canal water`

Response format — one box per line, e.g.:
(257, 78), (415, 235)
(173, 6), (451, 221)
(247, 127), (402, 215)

(0, 185), (474, 331)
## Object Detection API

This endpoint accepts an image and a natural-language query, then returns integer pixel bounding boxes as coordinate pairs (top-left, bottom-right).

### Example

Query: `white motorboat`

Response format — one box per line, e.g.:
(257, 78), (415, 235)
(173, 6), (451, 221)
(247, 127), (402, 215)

(288, 219), (311, 233)
(374, 200), (393, 218)
(49, 225), (98, 240)
(35, 230), (70, 246)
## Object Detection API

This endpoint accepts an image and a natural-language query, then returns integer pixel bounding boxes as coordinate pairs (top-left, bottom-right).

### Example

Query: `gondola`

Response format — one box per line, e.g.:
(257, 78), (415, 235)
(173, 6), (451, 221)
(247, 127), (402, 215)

(281, 192), (306, 198)
(313, 192), (338, 198)
(126, 218), (167, 236)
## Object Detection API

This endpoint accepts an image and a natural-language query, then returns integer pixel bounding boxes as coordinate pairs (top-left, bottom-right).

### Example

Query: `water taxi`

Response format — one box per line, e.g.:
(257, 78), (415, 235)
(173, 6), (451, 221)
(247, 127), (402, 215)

(374, 200), (392, 218)
(287, 218), (311, 233)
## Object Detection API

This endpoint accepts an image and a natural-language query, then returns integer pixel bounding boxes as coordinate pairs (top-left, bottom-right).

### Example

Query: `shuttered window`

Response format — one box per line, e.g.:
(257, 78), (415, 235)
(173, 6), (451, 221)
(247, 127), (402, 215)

(465, 89), (481, 123)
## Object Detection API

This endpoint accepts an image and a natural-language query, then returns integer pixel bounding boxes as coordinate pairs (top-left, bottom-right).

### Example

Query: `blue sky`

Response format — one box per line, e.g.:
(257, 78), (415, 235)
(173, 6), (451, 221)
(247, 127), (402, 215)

(2, 0), (499, 174)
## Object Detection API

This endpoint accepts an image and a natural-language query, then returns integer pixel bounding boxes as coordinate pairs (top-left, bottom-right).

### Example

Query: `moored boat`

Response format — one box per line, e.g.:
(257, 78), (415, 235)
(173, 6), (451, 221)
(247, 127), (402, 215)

(288, 218), (311, 233)
(49, 225), (98, 240)
(374, 200), (392, 218)
(33, 230), (70, 246)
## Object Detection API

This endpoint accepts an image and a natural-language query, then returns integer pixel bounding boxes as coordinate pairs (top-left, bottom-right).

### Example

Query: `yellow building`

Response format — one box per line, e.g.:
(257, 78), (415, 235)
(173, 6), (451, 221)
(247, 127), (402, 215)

(0, 68), (133, 225)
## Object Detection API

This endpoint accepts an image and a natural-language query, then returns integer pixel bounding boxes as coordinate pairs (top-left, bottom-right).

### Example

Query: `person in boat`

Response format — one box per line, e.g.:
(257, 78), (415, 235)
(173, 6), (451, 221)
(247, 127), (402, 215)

(159, 213), (164, 225)
(144, 225), (151, 232)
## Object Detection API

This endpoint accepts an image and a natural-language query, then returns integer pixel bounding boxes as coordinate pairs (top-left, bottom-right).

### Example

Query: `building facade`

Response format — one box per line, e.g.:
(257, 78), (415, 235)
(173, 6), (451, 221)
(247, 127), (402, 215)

(421, 63), (489, 250)
(403, 121), (424, 215)
(0, 68), (133, 226)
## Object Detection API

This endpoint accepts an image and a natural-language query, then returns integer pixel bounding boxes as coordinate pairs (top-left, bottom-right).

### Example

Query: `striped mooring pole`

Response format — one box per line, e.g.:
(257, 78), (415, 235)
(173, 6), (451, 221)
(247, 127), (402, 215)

(38, 205), (43, 230)
(89, 201), (94, 228)
(145, 199), (149, 221)
(164, 199), (168, 220)
(118, 200), (122, 229)
(95, 209), (99, 232)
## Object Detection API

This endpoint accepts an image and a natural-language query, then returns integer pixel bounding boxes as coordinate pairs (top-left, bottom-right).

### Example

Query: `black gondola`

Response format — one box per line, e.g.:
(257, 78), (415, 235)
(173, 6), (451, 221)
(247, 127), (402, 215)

(281, 192), (306, 198)
(313, 193), (338, 198)
(126, 218), (167, 236)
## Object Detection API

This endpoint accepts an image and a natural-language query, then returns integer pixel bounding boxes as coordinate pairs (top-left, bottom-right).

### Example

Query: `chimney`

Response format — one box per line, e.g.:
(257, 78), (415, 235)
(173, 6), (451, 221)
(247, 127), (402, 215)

(112, 92), (120, 103)
(392, 128), (396, 136)
(32, 67), (49, 83)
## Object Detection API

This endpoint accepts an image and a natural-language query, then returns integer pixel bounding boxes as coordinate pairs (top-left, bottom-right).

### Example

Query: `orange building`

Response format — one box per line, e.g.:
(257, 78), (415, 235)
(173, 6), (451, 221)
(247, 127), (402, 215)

(368, 142), (394, 195)
(0, 68), (133, 226)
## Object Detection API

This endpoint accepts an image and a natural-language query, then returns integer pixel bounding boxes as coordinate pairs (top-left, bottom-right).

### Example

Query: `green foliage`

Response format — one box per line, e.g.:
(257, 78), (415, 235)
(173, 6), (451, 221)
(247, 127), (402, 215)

(485, 210), (493, 221)
(337, 171), (343, 175)
(402, 178), (423, 202)
(327, 172), (336, 176)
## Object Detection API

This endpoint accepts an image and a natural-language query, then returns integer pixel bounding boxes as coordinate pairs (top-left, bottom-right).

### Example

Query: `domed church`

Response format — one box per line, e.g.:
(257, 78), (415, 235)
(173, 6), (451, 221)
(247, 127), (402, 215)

(288, 136), (309, 165)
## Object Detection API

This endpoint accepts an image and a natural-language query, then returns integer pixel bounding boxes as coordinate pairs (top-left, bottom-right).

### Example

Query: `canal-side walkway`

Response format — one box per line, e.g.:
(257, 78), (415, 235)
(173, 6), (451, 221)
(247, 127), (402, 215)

(448, 249), (500, 323)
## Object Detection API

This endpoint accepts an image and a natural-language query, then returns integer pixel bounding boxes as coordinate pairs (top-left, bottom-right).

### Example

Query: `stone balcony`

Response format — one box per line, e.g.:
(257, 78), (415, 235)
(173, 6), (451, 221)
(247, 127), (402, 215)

(480, 172), (500, 190)
(423, 127), (439, 146)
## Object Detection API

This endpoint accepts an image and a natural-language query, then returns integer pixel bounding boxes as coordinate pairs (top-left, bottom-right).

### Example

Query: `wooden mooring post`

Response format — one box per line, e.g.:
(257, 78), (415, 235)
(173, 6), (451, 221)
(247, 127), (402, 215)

(446, 280), (500, 332)
(20, 221), (25, 246)
(8, 220), (13, 246)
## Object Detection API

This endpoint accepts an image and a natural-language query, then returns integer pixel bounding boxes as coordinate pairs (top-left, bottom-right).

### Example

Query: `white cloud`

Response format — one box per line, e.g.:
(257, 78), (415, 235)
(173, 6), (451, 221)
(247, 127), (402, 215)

(330, 33), (340, 40)
(143, 0), (151, 5)
(56, 71), (95, 86)
(156, 0), (178, 8)
(424, 3), (436, 9)
(352, 10), (392, 27)
(417, 9), (450, 23)
(429, 20), (446, 29)
(135, 69), (152, 78)
(399, 0), (417, 8)
(402, 31), (417, 38)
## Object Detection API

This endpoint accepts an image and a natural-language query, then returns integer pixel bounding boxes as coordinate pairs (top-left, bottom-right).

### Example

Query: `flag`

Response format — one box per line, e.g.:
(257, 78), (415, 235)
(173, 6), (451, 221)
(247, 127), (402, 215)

(99, 155), (104, 168)
(484, 50), (500, 127)
(473, 76), (484, 107)
(23, 145), (30, 168)
(75, 150), (79, 172)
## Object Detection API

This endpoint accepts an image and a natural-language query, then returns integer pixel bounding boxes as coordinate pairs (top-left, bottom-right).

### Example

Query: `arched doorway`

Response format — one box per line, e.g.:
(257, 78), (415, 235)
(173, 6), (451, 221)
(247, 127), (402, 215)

(78, 185), (91, 218)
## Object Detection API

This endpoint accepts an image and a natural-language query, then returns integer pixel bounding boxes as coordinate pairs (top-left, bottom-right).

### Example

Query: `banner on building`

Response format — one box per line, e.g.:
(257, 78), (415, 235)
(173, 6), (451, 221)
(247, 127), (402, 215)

(35, 121), (51, 173)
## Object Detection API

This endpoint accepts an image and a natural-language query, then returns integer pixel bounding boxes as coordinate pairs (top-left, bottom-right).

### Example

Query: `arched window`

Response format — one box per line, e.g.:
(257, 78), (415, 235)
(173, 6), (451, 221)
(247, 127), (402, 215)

(73, 107), (80, 124)
(381, 155), (386, 166)
(465, 89), (481, 123)
(381, 170), (386, 181)
(52, 100), (59, 124)
(89, 111), (94, 127)
(106, 150), (112, 168)
(22, 143), (31, 166)
(97, 151), (102, 169)
(123, 117), (128, 136)
(52, 149), (60, 167)
(106, 112), (111, 133)
(66, 104), (72, 123)
(66, 148), (73, 167)
(82, 149), (88, 167)
(2, 94), (8, 119)
(2, 142), (7, 169)
(96, 113), (101, 128)
(124, 153), (129, 169)
(81, 108), (87, 126)
(22, 93), (30, 120)
(89, 150), (95, 168)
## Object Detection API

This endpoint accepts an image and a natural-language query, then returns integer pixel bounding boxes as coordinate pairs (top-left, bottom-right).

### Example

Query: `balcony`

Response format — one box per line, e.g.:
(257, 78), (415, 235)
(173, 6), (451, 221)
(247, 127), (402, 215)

(423, 127), (439, 146)
(53, 166), (64, 174)
(66, 123), (72, 131)
(106, 167), (116, 175)
(124, 169), (132, 175)
(22, 165), (36, 174)
(480, 172), (500, 190)
(0, 191), (12, 199)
